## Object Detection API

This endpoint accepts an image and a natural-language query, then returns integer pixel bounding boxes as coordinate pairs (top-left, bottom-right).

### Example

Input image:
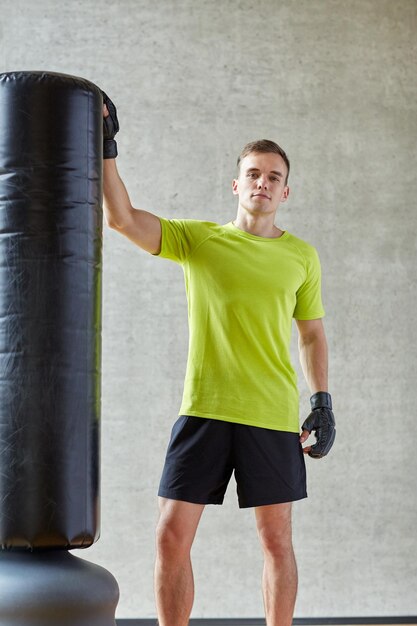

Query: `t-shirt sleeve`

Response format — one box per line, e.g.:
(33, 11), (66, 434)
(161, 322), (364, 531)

(293, 246), (325, 320)
(151, 217), (196, 264)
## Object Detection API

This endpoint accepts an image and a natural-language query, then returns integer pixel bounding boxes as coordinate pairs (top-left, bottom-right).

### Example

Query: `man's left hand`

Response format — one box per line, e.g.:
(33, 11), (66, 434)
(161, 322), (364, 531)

(300, 391), (336, 458)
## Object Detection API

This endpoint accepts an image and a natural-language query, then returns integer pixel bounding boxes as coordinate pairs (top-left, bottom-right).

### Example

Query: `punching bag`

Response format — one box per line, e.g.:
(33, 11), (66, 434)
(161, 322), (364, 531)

(0, 71), (119, 625)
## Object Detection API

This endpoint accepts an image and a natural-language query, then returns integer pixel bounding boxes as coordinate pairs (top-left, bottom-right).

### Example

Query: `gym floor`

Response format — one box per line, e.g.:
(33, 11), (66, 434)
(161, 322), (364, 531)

(116, 616), (417, 626)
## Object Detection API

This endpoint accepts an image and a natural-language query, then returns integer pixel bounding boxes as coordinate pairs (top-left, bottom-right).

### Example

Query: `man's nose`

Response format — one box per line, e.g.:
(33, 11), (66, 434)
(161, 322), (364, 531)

(257, 175), (268, 188)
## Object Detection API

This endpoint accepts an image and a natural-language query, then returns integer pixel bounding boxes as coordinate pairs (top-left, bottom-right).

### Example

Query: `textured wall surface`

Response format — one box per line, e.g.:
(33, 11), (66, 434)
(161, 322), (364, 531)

(2, 0), (417, 619)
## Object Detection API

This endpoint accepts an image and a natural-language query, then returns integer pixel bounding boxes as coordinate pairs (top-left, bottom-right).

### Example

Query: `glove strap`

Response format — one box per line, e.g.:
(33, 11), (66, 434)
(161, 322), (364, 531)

(310, 391), (332, 411)
(103, 139), (118, 159)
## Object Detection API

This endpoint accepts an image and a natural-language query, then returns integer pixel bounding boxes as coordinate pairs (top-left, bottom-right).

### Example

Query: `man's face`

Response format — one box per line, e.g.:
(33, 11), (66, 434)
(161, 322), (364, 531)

(232, 152), (289, 216)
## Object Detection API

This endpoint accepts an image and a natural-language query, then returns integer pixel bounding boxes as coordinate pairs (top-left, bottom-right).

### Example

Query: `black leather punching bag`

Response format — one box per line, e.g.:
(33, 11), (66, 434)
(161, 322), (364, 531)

(0, 71), (119, 626)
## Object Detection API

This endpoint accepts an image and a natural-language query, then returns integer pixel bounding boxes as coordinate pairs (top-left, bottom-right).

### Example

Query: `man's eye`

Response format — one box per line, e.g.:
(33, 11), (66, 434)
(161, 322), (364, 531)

(247, 173), (257, 178)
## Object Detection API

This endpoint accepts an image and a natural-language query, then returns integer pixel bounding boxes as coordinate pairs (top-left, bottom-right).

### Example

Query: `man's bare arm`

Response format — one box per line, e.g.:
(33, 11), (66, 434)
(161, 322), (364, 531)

(295, 318), (328, 394)
(296, 318), (336, 457)
(102, 100), (161, 255)
(103, 158), (162, 255)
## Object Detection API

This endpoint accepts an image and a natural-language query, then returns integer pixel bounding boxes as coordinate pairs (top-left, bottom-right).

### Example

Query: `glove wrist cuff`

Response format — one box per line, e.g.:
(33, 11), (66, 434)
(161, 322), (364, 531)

(103, 139), (118, 159)
(310, 391), (332, 411)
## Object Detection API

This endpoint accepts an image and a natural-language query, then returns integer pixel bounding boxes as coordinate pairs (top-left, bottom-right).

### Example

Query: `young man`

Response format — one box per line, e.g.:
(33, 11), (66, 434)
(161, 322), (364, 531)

(102, 93), (335, 626)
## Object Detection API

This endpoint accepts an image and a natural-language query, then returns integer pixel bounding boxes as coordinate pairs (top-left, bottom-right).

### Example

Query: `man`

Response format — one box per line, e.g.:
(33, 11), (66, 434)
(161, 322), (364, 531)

(102, 92), (335, 626)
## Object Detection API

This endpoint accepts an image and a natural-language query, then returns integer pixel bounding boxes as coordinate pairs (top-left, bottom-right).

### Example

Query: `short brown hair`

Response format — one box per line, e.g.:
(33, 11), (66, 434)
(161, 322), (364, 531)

(237, 139), (290, 184)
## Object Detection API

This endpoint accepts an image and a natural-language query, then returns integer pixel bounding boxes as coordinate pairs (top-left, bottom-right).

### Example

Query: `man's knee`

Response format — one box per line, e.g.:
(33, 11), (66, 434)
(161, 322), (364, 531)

(258, 525), (294, 559)
(256, 503), (294, 559)
(155, 516), (191, 560)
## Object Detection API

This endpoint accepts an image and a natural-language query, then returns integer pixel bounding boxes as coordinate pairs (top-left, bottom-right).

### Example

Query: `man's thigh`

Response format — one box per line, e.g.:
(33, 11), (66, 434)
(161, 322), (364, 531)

(156, 497), (205, 551)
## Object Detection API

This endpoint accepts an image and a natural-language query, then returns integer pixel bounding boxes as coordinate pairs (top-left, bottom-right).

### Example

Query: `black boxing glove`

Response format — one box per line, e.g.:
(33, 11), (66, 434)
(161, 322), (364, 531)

(102, 91), (119, 159)
(301, 391), (336, 459)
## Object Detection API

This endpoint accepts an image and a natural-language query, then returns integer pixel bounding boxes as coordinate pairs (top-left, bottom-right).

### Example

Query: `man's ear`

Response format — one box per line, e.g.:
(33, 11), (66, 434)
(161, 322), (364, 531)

(281, 186), (290, 202)
(232, 179), (239, 195)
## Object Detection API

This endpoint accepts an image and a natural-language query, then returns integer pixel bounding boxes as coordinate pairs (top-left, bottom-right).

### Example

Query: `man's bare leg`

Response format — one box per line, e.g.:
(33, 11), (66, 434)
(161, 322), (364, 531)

(154, 497), (205, 626)
(255, 503), (298, 626)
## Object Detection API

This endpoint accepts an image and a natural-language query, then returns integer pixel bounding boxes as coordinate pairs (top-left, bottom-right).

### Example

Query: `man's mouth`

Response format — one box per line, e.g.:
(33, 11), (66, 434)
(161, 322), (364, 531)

(252, 193), (271, 199)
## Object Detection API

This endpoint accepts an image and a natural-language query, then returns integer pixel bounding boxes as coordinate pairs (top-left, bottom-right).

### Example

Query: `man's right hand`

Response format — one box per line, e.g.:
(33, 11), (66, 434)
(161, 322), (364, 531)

(102, 91), (119, 159)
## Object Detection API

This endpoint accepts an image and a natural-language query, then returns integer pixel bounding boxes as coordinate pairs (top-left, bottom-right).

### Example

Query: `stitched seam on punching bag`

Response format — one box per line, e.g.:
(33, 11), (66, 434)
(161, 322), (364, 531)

(84, 87), (91, 543)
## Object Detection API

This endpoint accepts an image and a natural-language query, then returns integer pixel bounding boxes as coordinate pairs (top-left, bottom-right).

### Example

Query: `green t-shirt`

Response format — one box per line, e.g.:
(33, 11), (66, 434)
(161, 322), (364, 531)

(152, 218), (325, 432)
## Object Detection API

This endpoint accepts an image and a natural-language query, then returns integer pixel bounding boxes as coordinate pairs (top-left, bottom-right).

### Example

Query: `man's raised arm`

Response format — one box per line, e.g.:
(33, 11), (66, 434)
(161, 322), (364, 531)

(102, 92), (162, 255)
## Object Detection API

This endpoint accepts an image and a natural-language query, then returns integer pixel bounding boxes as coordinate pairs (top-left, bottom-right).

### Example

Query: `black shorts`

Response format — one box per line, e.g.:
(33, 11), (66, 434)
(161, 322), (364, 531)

(158, 415), (307, 509)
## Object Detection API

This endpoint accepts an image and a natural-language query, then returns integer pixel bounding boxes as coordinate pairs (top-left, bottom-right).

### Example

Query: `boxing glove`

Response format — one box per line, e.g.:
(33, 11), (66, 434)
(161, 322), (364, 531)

(102, 91), (119, 159)
(301, 391), (336, 458)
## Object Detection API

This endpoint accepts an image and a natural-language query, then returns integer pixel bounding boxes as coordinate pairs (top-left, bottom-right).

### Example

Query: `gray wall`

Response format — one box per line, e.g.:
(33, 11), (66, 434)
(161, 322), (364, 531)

(3, 0), (417, 619)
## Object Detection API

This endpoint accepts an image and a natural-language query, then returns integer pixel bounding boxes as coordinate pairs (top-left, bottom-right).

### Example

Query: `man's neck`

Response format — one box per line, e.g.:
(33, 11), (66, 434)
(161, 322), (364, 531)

(232, 214), (284, 238)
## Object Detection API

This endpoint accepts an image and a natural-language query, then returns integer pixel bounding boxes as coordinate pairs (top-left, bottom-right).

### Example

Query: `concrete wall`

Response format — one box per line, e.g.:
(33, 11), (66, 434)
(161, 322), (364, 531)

(2, 0), (417, 619)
